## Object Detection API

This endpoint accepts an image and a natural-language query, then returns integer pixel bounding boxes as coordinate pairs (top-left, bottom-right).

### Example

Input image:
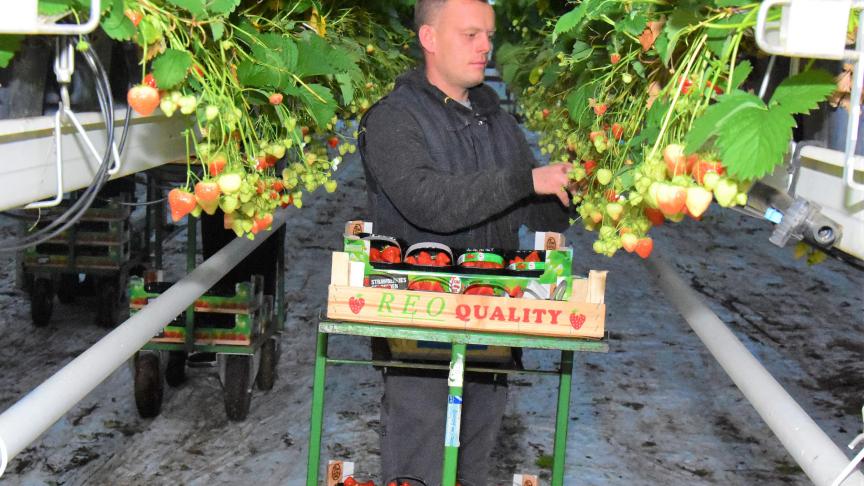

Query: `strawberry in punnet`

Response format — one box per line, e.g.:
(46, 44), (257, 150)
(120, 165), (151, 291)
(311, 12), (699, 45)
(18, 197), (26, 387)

(194, 181), (221, 215)
(621, 233), (639, 253)
(655, 183), (687, 216)
(635, 237), (653, 258)
(611, 123), (624, 141)
(168, 188), (196, 222)
(685, 186), (713, 218)
(217, 173), (242, 194)
(127, 85), (160, 116)
(713, 178), (738, 208)
(268, 93), (283, 105)
(663, 144), (688, 177)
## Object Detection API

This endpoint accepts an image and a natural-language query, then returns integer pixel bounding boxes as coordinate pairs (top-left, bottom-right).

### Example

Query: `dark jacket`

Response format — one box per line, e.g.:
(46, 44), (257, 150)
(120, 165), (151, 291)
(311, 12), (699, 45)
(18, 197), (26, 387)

(359, 68), (568, 249)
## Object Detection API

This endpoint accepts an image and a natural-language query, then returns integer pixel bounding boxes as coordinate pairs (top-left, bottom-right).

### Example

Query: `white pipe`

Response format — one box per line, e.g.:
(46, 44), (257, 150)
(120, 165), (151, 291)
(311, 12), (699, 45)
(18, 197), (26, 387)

(645, 253), (864, 486)
(0, 211), (285, 474)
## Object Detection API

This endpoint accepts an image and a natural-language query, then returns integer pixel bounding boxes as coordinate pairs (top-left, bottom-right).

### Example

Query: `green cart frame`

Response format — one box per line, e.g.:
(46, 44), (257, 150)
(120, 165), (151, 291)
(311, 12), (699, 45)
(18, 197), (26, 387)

(306, 320), (608, 486)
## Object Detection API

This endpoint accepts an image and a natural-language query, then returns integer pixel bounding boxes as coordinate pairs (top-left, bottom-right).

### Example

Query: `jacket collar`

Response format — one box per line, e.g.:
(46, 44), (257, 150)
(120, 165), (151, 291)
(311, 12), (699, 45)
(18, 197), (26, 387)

(396, 67), (500, 117)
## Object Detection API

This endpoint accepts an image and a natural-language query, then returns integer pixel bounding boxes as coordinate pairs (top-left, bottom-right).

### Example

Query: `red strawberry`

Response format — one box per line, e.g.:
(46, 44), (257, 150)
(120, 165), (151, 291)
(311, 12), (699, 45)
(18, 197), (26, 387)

(127, 85), (160, 116)
(635, 237), (654, 259)
(663, 144), (688, 176)
(207, 154), (227, 176)
(691, 159), (725, 185)
(269, 93), (283, 105)
(541, 108), (550, 119)
(610, 53), (621, 64)
(611, 123), (624, 140)
(569, 313), (586, 330)
(168, 188), (196, 222)
(328, 136), (339, 149)
(644, 207), (665, 226)
(124, 9), (142, 27)
(348, 296), (365, 314)
(381, 246), (401, 264)
(593, 103), (607, 116)
(655, 183), (687, 216)
(525, 251), (541, 262)
(194, 181), (221, 215)
(583, 160), (597, 175)
(344, 477), (359, 486)
(142, 73), (157, 89)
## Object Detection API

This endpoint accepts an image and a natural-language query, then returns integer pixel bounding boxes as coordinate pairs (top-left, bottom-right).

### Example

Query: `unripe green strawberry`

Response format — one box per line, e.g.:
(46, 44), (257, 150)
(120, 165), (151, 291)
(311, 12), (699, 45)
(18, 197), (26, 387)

(160, 98), (178, 117)
(606, 202), (624, 220)
(205, 105), (219, 121)
(217, 173), (242, 194)
(324, 180), (338, 193)
(702, 171), (721, 190)
(220, 195), (239, 214)
(178, 95), (197, 115)
(596, 168), (613, 185)
(736, 192), (748, 206)
(713, 178), (738, 207)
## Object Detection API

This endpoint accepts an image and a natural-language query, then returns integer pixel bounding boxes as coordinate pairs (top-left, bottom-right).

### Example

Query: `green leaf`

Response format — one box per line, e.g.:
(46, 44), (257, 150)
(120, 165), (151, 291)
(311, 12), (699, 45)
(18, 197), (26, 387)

(166, 0), (206, 17)
(729, 60), (752, 90)
(716, 105), (796, 180)
(336, 72), (354, 106)
(570, 41), (592, 62)
(617, 11), (648, 36)
(101, 0), (135, 41)
(715, 0), (749, 6)
(663, 8), (699, 64)
(205, 0), (240, 15)
(293, 83), (337, 128)
(653, 33), (669, 62)
(0, 35), (23, 68)
(770, 69), (836, 116)
(152, 48), (193, 89)
(685, 91), (764, 153)
(138, 17), (162, 45)
(210, 20), (225, 41)
(706, 14), (745, 57)
(552, 3), (589, 43)
(39, 0), (87, 15)
(566, 84), (591, 126)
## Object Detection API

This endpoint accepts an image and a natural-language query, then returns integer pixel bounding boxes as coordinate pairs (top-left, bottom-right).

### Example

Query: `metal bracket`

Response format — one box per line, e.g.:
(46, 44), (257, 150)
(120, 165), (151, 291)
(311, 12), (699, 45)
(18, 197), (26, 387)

(830, 406), (864, 486)
(26, 38), (122, 209)
(0, 0), (101, 35)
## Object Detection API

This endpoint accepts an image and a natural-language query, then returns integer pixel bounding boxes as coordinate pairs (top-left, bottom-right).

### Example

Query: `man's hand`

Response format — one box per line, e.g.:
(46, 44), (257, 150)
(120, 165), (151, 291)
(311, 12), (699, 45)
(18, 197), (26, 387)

(532, 164), (572, 207)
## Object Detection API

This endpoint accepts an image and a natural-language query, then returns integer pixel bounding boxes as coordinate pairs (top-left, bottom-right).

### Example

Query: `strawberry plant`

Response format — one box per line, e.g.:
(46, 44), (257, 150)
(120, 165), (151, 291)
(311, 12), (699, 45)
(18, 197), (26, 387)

(495, 1), (846, 257)
(1, 0), (414, 239)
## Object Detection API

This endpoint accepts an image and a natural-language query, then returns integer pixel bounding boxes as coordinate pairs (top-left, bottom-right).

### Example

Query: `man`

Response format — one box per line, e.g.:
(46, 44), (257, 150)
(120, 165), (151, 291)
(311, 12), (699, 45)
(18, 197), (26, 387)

(359, 0), (571, 483)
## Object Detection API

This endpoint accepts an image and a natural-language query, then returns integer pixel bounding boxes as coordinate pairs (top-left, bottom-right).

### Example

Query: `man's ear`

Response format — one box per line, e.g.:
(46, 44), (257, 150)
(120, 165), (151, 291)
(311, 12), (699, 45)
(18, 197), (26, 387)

(418, 24), (436, 53)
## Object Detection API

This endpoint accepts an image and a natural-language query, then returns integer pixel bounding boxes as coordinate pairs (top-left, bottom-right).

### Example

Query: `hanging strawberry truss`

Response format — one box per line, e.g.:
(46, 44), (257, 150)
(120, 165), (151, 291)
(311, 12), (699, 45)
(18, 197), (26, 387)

(495, 0), (848, 257)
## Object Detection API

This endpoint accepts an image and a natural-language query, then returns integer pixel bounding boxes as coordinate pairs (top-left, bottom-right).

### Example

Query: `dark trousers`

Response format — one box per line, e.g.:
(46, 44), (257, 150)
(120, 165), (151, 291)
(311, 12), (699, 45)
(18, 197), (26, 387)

(380, 370), (508, 486)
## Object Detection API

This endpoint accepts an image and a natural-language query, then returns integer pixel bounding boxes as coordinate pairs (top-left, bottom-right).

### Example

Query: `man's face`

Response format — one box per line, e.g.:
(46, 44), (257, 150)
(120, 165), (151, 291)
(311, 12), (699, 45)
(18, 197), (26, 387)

(426, 0), (495, 90)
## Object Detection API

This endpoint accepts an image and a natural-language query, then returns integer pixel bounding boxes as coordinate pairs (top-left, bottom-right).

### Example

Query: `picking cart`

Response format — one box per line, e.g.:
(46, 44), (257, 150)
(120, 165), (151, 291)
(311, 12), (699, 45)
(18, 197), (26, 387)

(129, 216), (286, 421)
(306, 222), (609, 486)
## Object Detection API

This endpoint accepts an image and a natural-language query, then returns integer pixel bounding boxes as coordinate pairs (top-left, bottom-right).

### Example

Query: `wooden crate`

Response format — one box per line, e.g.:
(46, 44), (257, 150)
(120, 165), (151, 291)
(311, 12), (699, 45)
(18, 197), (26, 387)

(326, 252), (606, 339)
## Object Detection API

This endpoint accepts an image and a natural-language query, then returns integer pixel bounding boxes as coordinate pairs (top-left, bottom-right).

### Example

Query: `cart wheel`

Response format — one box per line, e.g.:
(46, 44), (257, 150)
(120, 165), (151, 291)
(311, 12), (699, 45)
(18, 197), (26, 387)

(165, 350), (187, 387)
(30, 278), (54, 327)
(224, 354), (253, 421)
(134, 352), (163, 418)
(56, 273), (78, 304)
(96, 277), (120, 328)
(255, 337), (279, 391)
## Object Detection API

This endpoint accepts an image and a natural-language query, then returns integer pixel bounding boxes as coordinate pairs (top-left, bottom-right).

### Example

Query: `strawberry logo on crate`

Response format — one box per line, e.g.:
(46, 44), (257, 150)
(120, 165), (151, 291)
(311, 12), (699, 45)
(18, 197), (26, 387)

(348, 295), (365, 314)
(448, 276), (462, 294)
(569, 312), (586, 330)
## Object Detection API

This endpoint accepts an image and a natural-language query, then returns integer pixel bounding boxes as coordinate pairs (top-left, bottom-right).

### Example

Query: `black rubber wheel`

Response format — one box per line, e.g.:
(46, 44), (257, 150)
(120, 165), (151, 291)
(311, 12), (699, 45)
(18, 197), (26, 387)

(96, 277), (119, 328)
(223, 354), (253, 421)
(255, 337), (278, 391)
(134, 352), (163, 418)
(30, 278), (54, 327)
(165, 350), (187, 387)
(56, 273), (78, 304)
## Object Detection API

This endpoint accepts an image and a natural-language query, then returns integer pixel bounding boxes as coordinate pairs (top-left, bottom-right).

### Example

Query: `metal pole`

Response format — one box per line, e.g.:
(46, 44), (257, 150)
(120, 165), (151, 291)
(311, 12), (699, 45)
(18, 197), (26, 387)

(306, 331), (329, 486)
(645, 253), (864, 486)
(0, 212), (286, 465)
(551, 350), (574, 486)
(442, 342), (466, 486)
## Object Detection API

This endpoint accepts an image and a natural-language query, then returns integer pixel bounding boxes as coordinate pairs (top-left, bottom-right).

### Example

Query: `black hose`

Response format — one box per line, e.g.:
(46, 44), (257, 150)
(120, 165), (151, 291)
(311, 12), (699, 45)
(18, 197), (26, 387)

(0, 38), (132, 251)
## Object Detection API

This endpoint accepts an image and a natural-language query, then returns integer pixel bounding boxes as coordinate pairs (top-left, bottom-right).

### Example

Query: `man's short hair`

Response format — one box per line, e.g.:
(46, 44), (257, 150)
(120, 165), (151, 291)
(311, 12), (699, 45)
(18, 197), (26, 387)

(414, 0), (489, 31)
